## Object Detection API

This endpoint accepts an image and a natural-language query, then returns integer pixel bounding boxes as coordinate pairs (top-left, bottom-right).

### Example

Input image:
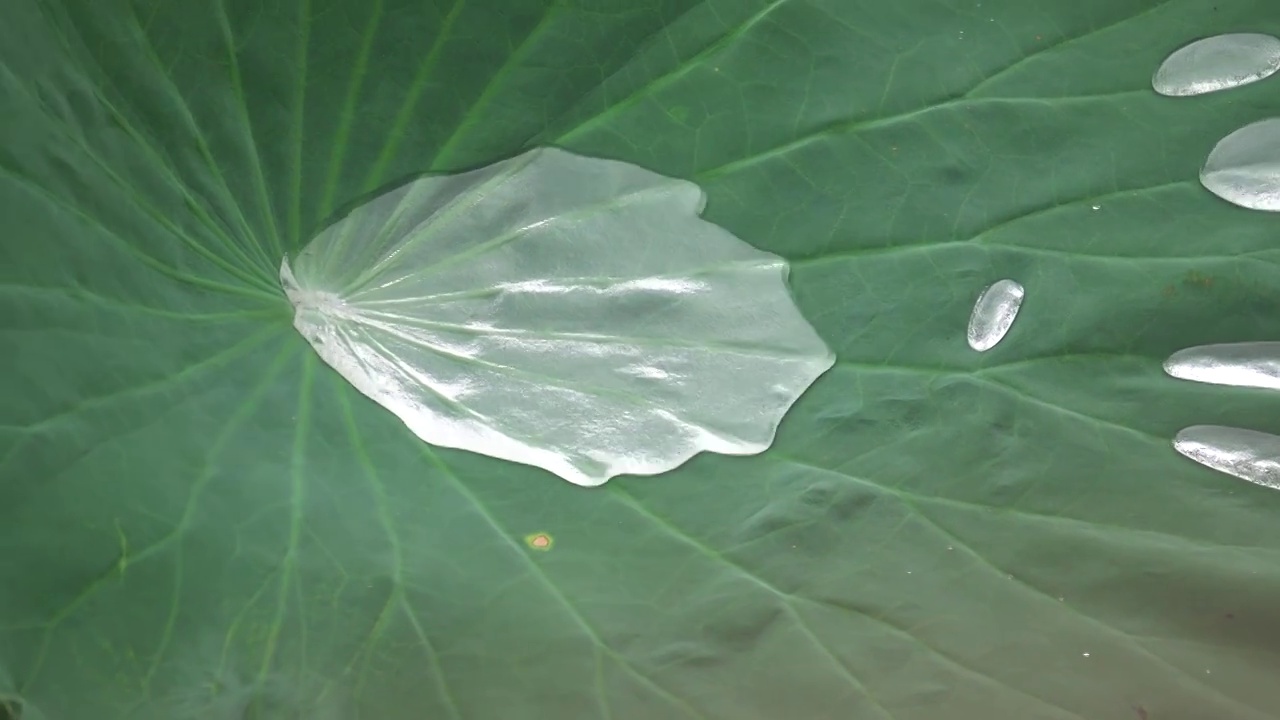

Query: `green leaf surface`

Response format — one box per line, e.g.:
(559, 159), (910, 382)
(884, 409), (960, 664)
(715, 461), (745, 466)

(3, 0), (1280, 718)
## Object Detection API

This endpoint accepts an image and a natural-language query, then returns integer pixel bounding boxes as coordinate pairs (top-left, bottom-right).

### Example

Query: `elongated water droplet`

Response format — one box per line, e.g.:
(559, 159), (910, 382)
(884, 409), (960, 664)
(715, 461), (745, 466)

(967, 279), (1024, 352)
(1153, 33), (1280, 96)
(1164, 342), (1280, 390)
(1201, 118), (1280, 211)
(1174, 425), (1280, 491)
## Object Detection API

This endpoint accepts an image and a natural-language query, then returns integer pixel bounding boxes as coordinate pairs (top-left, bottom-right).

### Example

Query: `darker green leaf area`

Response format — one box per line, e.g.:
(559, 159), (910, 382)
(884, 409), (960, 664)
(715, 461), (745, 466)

(3, 0), (1280, 718)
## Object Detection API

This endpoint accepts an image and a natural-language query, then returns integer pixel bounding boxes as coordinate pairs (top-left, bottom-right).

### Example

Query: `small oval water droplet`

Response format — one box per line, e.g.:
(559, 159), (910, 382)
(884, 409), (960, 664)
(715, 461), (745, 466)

(967, 279), (1024, 352)
(1153, 33), (1280, 97)
(1173, 425), (1280, 491)
(1201, 118), (1280, 211)
(1164, 342), (1280, 390)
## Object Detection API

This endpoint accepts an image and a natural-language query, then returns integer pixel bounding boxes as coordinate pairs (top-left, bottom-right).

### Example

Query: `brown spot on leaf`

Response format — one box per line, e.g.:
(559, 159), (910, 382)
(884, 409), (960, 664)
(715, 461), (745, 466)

(524, 532), (554, 551)
(1182, 270), (1214, 290)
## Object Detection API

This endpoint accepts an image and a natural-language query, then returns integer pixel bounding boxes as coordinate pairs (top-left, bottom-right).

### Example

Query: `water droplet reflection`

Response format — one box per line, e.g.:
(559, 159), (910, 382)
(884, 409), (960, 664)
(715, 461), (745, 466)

(967, 279), (1024, 352)
(1201, 118), (1280, 212)
(1164, 342), (1280, 390)
(1173, 425), (1280, 491)
(1153, 33), (1280, 96)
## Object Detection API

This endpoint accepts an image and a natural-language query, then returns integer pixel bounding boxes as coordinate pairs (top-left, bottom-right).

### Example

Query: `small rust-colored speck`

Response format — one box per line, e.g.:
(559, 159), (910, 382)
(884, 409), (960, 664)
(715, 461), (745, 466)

(1225, 612), (1236, 620)
(1182, 270), (1214, 290)
(1133, 704), (1148, 720)
(525, 532), (554, 551)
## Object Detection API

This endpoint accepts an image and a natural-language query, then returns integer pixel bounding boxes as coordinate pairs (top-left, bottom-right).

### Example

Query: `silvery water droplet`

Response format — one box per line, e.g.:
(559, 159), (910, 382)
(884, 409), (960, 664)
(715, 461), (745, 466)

(1164, 342), (1280, 390)
(283, 147), (834, 487)
(1173, 425), (1280, 491)
(1201, 118), (1280, 211)
(967, 279), (1024, 352)
(1153, 33), (1280, 97)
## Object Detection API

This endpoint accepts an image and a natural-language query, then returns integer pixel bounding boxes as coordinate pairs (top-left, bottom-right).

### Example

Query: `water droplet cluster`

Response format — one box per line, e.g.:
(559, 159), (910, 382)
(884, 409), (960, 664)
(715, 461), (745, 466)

(1155, 34), (1280, 489)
